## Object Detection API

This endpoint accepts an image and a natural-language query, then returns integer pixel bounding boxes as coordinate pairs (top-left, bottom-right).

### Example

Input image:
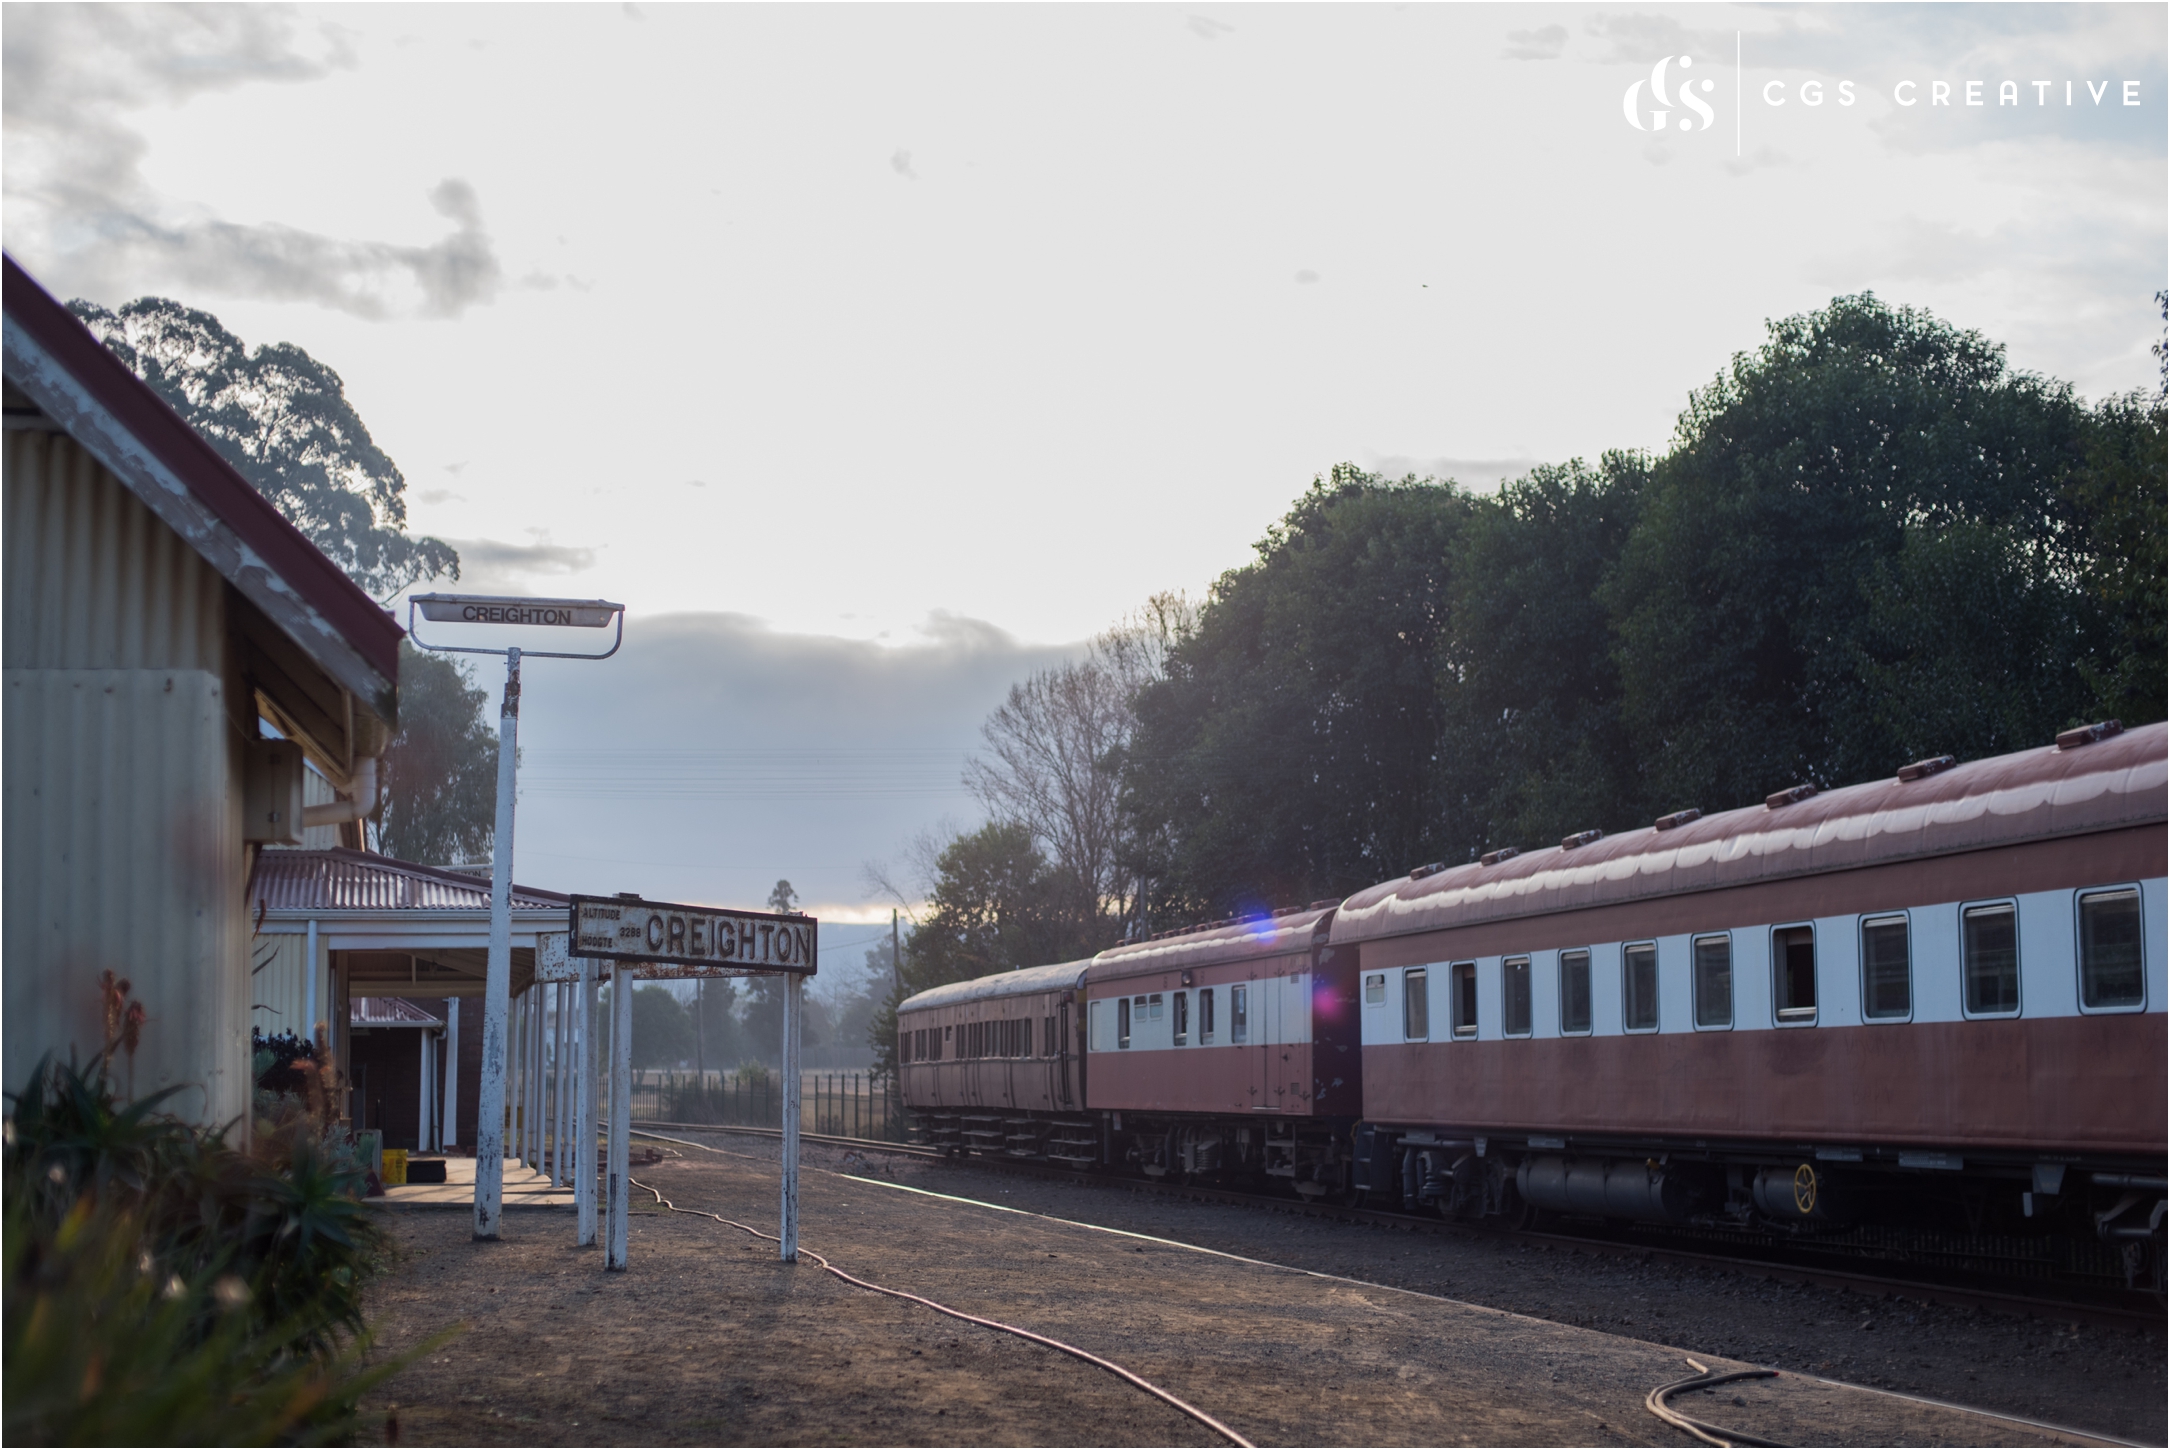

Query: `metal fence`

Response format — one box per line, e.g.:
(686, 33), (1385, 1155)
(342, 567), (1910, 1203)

(626, 1069), (907, 1142)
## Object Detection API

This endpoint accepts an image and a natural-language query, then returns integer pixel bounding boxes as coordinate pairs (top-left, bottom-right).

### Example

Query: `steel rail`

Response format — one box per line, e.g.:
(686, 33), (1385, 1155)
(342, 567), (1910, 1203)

(632, 1119), (2159, 1330)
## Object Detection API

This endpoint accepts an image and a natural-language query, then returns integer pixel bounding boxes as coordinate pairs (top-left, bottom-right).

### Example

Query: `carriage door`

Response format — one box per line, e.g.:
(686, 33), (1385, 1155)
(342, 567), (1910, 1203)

(1058, 999), (1075, 1109)
(1262, 970), (1287, 1109)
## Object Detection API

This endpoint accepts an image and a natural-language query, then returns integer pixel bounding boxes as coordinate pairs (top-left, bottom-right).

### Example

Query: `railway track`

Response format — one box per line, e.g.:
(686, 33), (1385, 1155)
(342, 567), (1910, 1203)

(630, 1119), (2162, 1332)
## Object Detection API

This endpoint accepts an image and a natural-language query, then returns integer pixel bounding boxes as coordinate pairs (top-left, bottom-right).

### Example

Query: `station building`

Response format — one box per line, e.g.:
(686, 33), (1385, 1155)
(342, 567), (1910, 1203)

(2, 255), (401, 1129)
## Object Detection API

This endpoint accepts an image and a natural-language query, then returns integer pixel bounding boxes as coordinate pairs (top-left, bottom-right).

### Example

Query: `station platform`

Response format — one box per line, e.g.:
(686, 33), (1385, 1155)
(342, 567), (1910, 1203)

(381, 1157), (572, 1209)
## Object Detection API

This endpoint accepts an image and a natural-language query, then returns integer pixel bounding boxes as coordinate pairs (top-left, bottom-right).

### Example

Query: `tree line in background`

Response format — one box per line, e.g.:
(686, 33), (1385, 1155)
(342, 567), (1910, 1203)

(872, 292), (2168, 1071)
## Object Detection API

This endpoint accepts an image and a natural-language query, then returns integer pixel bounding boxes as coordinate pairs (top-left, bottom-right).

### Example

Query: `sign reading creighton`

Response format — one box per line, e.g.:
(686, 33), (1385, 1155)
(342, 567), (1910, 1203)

(413, 593), (621, 629)
(569, 894), (817, 978)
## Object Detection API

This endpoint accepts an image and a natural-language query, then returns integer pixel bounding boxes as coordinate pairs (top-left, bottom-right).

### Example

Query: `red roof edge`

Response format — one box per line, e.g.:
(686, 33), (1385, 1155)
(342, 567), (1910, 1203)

(2, 254), (404, 690)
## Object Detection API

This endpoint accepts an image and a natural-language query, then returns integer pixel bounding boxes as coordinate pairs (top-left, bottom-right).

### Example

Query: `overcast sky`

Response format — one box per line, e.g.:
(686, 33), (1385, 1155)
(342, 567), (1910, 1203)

(6, 3), (2162, 947)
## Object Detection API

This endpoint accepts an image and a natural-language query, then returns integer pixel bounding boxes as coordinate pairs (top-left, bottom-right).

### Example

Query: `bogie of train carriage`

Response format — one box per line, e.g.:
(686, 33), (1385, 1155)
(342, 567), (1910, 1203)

(1337, 721), (2167, 1280)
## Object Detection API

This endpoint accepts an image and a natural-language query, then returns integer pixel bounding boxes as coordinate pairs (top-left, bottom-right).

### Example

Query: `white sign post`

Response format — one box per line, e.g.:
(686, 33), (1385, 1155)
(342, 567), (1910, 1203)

(567, 893), (817, 1267)
(408, 594), (624, 1242)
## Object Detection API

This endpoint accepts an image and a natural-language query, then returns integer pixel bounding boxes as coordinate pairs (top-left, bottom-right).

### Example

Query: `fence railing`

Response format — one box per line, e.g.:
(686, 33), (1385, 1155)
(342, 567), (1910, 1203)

(625, 1069), (908, 1143)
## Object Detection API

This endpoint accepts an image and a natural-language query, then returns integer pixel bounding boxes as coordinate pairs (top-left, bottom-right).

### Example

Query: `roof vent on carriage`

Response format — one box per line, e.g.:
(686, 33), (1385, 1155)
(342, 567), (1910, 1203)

(1765, 783), (1819, 809)
(1478, 846), (1520, 866)
(1407, 861), (1447, 880)
(1559, 829), (1602, 850)
(1896, 754), (1956, 782)
(2057, 720), (2124, 750)
(1653, 808), (1701, 832)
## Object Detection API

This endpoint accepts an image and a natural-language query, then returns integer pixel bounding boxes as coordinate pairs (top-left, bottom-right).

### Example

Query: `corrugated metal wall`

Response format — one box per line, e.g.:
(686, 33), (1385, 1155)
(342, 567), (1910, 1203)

(2, 430), (248, 1125)
(250, 932), (326, 1043)
(3, 430), (223, 671)
(4, 669), (246, 1123)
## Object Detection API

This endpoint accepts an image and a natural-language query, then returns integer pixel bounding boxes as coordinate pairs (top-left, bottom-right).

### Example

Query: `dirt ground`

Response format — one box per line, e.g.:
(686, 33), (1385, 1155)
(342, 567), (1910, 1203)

(356, 1136), (2155, 1448)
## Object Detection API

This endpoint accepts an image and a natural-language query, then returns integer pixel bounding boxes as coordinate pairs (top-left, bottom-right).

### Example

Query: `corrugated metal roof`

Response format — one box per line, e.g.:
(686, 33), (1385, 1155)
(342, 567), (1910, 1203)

(351, 996), (442, 1026)
(1089, 907), (1335, 983)
(252, 848), (568, 914)
(898, 957), (1094, 1014)
(1331, 722), (2169, 948)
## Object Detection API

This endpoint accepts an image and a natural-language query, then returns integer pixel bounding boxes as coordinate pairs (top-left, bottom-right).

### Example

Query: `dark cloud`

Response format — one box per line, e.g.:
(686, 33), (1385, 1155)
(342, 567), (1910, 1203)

(440, 535), (599, 592)
(1501, 25), (1568, 61)
(3, 6), (503, 317)
(508, 612), (1079, 912)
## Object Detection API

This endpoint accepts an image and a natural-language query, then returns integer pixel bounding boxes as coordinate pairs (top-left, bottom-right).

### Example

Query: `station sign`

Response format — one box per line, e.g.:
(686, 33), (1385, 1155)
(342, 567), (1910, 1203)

(567, 894), (818, 977)
(412, 593), (621, 628)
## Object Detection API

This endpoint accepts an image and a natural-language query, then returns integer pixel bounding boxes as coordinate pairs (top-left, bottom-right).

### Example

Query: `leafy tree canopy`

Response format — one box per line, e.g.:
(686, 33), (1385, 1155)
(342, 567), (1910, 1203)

(68, 295), (458, 602)
(374, 641), (498, 864)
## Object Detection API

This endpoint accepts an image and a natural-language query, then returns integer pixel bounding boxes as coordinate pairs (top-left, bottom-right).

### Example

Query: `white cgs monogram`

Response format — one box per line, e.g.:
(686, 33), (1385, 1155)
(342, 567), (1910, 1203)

(1622, 55), (1717, 132)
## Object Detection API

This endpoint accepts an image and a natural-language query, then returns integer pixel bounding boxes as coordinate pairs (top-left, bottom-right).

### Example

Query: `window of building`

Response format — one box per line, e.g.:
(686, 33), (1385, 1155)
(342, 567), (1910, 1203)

(1403, 967), (1430, 1041)
(1559, 951), (1591, 1035)
(1364, 973), (1386, 1006)
(1859, 915), (1910, 1020)
(1963, 903), (2019, 1016)
(2079, 889), (2144, 1010)
(1693, 935), (1732, 1028)
(1231, 984), (1249, 1044)
(1623, 943), (1658, 1031)
(1773, 925), (1816, 1022)
(1173, 990), (1189, 1045)
(1117, 996), (1131, 1049)
(1200, 987), (1216, 1043)
(1503, 957), (1531, 1037)
(1450, 962), (1478, 1037)
(1148, 993), (1164, 1021)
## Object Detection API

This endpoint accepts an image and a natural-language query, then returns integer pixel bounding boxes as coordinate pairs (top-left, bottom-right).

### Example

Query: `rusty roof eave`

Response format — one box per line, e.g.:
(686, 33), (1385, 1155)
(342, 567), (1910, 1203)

(1, 255), (402, 732)
(1331, 723), (2170, 948)
(250, 848), (571, 915)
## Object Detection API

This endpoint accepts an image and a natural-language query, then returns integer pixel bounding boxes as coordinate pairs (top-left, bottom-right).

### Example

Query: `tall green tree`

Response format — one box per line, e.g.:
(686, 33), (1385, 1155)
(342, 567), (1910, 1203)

(1125, 466), (1471, 915)
(1601, 293), (2103, 811)
(1434, 454), (1648, 854)
(374, 642), (498, 863)
(67, 296), (458, 602)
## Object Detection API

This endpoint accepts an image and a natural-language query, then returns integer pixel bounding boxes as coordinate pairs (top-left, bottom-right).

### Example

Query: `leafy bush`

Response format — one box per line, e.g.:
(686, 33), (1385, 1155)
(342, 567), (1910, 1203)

(4, 1050), (435, 1445)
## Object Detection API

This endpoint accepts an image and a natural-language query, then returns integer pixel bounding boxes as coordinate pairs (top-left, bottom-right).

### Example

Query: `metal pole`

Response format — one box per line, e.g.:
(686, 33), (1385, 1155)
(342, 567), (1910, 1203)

(472, 646), (520, 1239)
(418, 1024), (432, 1152)
(577, 956), (598, 1245)
(607, 962), (632, 1270)
(530, 987), (545, 1168)
(443, 998), (460, 1150)
(305, 918), (320, 1041)
(554, 982), (569, 1185)
(780, 971), (801, 1262)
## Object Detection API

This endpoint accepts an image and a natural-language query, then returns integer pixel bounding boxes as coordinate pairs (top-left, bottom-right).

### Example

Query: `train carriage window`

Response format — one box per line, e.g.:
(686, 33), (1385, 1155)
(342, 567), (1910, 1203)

(900, 1031), (911, 1064)
(1773, 925), (1816, 1023)
(1693, 935), (1733, 1028)
(1365, 973), (1386, 1006)
(1117, 997), (1131, 1048)
(1173, 991), (1189, 1045)
(1450, 963), (1478, 1038)
(1503, 957), (1532, 1037)
(1403, 968), (1430, 1041)
(2078, 889), (2144, 1010)
(1861, 916), (1911, 1019)
(1148, 994), (1164, 1021)
(1623, 943), (1658, 1031)
(1231, 985), (1249, 1044)
(1963, 903), (2020, 1016)
(1559, 951), (1591, 1035)
(1200, 988), (1216, 1043)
